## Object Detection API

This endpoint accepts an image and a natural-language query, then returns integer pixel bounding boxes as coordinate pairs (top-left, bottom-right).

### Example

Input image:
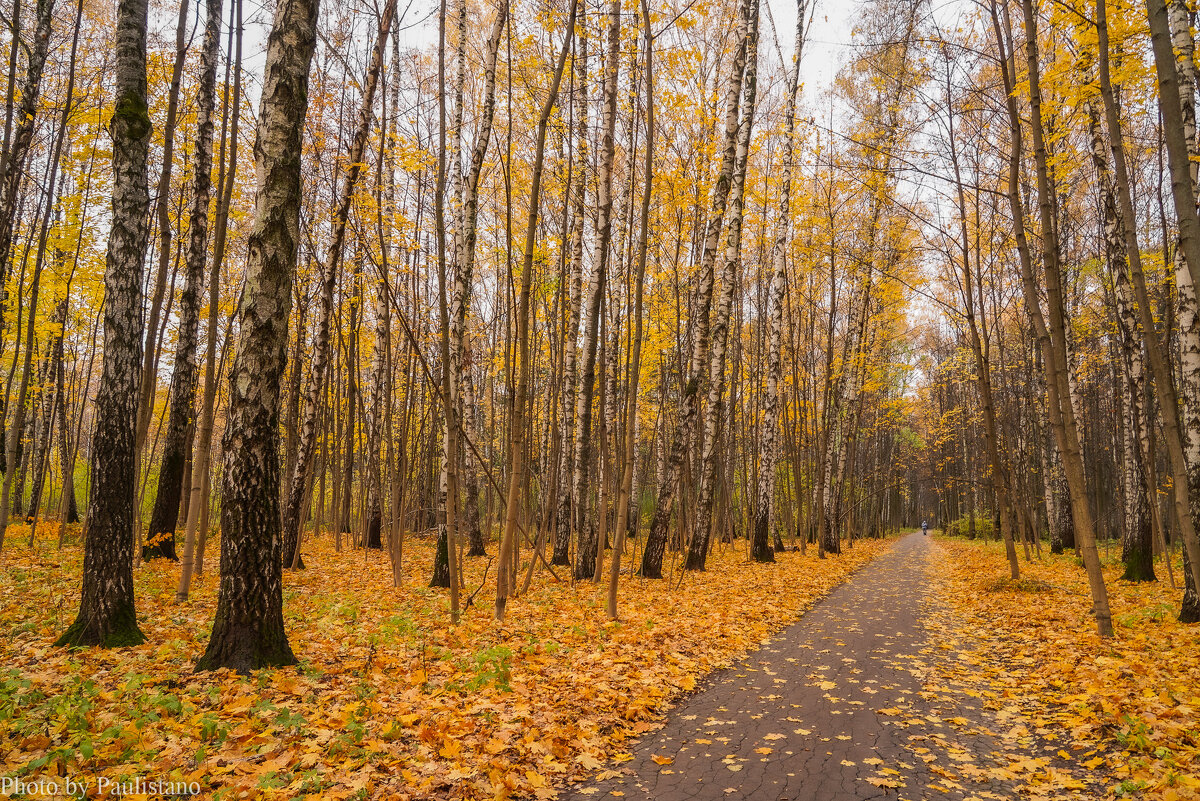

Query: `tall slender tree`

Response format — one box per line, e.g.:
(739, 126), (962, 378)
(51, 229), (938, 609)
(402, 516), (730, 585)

(572, 0), (620, 580)
(144, 0), (224, 561)
(281, 0), (396, 570)
(495, 0), (580, 620)
(687, 0), (759, 570)
(753, 0), (810, 564)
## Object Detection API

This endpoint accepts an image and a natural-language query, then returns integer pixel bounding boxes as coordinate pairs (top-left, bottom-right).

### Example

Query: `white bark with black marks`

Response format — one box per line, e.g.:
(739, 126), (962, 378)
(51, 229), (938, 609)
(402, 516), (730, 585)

(55, 0), (151, 649)
(196, 0), (320, 672)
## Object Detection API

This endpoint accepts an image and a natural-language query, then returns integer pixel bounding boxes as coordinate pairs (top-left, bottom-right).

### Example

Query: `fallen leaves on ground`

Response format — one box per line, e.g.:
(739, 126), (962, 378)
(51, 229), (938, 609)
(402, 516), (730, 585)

(0, 523), (890, 799)
(930, 536), (1200, 800)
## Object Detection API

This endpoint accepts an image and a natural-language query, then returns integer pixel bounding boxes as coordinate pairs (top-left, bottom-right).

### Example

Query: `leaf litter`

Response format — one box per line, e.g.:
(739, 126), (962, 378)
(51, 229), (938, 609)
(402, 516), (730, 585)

(0, 523), (890, 799)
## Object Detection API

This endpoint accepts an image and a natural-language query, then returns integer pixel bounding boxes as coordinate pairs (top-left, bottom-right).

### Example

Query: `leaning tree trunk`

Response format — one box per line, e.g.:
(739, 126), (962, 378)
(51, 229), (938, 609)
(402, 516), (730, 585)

(495, 0), (579, 620)
(0, 0), (55, 551)
(0, 0), (54, 369)
(753, 0), (809, 565)
(572, 0), (620, 580)
(54, 0), (151, 648)
(687, 0), (758, 571)
(1026, 7), (1113, 633)
(992, 0), (1113, 636)
(195, 0), (319, 673)
(144, 0), (222, 561)
(640, 0), (751, 579)
(49, 0), (86, 543)
(280, 0), (395, 570)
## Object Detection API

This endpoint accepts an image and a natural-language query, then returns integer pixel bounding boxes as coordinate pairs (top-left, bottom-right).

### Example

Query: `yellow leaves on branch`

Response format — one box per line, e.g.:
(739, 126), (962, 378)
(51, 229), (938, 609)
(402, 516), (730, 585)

(0, 523), (891, 799)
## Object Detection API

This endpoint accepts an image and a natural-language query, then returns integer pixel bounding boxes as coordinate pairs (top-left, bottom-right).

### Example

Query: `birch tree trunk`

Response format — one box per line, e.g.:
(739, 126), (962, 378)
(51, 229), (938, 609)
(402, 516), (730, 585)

(1164, 0), (1200, 620)
(552, 32), (588, 568)
(640, 0), (751, 578)
(281, 0), (395, 570)
(607, 0), (652, 616)
(1097, 0), (1197, 594)
(195, 0), (320, 672)
(431, 0), (506, 579)
(144, 0), (223, 561)
(1083, 99), (1156, 582)
(432, 0), (462, 614)
(54, 0), (151, 648)
(133, 0), (190, 471)
(177, 0), (242, 602)
(753, 0), (809, 564)
(687, 0), (758, 570)
(431, 0), (470, 577)
(457, 3), (506, 560)
(572, 0), (621, 581)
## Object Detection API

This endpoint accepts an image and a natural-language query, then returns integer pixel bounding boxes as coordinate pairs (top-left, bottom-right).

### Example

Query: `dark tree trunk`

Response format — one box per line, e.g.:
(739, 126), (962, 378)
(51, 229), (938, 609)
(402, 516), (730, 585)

(365, 495), (382, 549)
(464, 466), (485, 556)
(144, 0), (222, 561)
(1182, 549), (1200, 622)
(429, 502), (452, 586)
(54, 0), (151, 649)
(195, 0), (320, 673)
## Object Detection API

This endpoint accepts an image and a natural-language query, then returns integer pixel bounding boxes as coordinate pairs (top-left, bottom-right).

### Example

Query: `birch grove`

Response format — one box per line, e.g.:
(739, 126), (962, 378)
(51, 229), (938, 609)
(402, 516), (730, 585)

(6, 0), (1200, 679)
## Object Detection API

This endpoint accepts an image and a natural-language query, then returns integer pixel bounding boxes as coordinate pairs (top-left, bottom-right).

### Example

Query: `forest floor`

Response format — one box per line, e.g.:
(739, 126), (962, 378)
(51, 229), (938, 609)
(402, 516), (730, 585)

(928, 534), (1200, 801)
(0, 522), (889, 799)
(560, 533), (1200, 801)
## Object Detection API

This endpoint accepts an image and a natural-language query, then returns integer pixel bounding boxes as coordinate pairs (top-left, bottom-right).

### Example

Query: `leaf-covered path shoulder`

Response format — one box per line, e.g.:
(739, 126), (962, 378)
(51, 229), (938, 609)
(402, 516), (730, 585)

(561, 532), (1104, 800)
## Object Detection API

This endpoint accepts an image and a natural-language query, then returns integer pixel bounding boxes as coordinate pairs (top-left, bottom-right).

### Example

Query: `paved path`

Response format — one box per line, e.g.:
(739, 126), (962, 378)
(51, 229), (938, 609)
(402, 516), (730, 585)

(560, 533), (1027, 800)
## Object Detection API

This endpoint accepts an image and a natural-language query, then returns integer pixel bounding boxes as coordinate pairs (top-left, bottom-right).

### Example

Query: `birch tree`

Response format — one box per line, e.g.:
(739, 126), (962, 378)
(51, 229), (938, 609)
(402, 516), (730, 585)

(640, 0), (751, 579)
(144, 0), (224, 561)
(196, 0), (320, 672)
(54, 0), (152, 647)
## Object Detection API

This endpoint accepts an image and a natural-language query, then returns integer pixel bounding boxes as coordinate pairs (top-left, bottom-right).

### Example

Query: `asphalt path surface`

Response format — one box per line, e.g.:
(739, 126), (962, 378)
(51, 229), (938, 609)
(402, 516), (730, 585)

(560, 533), (1034, 800)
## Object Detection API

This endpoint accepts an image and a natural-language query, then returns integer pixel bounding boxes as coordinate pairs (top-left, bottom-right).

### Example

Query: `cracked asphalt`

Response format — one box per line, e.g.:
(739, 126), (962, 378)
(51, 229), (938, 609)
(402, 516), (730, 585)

(558, 533), (1026, 800)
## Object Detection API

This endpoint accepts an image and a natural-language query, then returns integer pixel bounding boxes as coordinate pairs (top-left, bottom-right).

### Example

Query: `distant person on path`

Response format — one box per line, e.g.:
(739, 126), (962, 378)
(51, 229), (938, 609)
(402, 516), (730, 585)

(921, 520), (928, 536)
